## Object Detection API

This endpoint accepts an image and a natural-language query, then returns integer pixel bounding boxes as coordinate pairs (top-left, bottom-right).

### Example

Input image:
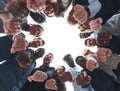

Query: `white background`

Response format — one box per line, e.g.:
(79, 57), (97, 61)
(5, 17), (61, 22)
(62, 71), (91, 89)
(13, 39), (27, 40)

(26, 7), (97, 91)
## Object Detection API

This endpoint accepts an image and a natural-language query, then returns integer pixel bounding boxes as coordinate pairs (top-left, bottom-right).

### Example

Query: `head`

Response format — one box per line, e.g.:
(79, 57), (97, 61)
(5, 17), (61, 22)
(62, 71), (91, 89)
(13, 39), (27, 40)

(79, 32), (93, 39)
(6, 0), (29, 21)
(16, 54), (31, 68)
(63, 54), (75, 67)
(44, 1), (55, 17)
(35, 48), (45, 58)
(29, 38), (45, 48)
(30, 12), (46, 23)
(85, 38), (96, 47)
(56, 66), (65, 76)
(75, 56), (87, 68)
(43, 53), (54, 64)
(28, 25), (44, 37)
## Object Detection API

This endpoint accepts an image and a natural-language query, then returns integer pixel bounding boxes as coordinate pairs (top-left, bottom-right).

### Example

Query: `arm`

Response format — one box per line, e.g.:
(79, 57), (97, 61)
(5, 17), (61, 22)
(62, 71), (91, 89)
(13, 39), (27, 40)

(0, 35), (13, 61)
(94, 0), (120, 25)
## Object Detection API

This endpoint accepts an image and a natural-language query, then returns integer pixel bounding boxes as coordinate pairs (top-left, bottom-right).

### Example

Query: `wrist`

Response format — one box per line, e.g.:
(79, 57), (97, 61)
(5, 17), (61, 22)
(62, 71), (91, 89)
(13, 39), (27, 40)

(0, 13), (9, 20)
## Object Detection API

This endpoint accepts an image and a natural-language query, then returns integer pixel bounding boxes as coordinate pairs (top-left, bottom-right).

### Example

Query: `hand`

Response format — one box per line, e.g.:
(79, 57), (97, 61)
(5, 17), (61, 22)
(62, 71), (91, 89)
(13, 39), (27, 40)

(28, 70), (48, 82)
(45, 79), (58, 90)
(97, 31), (112, 47)
(5, 0), (29, 19)
(76, 71), (91, 86)
(86, 59), (99, 71)
(16, 54), (31, 68)
(26, 0), (46, 13)
(3, 17), (21, 35)
(73, 4), (88, 24)
(11, 35), (26, 53)
(89, 17), (103, 31)
(96, 48), (112, 62)
(58, 71), (73, 83)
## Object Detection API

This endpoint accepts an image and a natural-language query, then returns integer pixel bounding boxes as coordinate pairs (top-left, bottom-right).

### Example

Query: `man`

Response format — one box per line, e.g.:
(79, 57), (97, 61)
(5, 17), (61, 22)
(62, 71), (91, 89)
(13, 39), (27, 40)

(21, 53), (56, 91)
(84, 31), (120, 55)
(63, 54), (93, 91)
(0, 35), (45, 91)
(0, 0), (46, 35)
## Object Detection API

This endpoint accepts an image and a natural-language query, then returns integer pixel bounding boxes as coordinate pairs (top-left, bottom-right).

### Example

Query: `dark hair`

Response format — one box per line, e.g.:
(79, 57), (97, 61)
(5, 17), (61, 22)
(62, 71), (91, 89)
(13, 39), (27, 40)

(47, 53), (53, 57)
(35, 48), (45, 58)
(30, 11), (46, 23)
(84, 39), (89, 46)
(37, 37), (45, 46)
(79, 32), (93, 39)
(63, 54), (72, 61)
(75, 55), (87, 68)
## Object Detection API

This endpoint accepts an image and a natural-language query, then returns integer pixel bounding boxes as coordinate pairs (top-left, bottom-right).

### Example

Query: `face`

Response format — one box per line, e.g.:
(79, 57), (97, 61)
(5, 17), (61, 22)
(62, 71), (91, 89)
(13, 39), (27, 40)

(43, 53), (53, 64)
(29, 25), (44, 36)
(30, 38), (44, 47)
(86, 38), (96, 47)
(76, 57), (86, 68)
(57, 66), (65, 76)
(35, 48), (45, 58)
(44, 1), (55, 17)
(64, 55), (75, 67)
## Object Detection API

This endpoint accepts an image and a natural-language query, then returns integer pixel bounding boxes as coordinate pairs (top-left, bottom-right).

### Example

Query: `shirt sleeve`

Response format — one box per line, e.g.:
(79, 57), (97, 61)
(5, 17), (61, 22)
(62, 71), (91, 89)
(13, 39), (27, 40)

(88, 0), (101, 18)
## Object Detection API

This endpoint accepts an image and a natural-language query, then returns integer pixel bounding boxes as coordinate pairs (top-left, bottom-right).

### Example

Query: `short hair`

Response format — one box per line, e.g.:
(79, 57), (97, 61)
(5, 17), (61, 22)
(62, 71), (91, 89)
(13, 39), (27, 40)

(79, 32), (93, 39)
(75, 55), (87, 68)
(47, 53), (53, 57)
(63, 54), (72, 61)
(84, 39), (89, 46)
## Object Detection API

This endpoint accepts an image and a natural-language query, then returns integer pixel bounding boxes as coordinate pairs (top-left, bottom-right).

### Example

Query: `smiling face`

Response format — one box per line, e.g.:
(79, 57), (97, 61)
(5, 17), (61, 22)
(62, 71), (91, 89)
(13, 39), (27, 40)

(85, 38), (96, 47)
(43, 53), (54, 64)
(44, 1), (55, 17)
(57, 66), (65, 76)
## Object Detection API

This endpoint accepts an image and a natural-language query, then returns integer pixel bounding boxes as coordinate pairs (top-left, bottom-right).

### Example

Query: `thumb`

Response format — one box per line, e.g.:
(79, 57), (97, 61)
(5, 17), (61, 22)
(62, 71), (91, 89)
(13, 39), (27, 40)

(28, 76), (33, 82)
(10, 47), (16, 53)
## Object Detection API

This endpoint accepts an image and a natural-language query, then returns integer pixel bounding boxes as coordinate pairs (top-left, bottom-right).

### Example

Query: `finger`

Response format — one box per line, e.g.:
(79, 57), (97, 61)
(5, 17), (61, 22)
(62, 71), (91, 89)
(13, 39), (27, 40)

(28, 76), (33, 82)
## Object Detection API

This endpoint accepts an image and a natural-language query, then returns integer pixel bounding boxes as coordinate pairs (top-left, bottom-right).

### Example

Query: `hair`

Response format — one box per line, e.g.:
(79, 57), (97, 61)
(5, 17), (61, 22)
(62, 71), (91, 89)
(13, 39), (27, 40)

(63, 54), (72, 61)
(79, 32), (93, 39)
(47, 53), (53, 57)
(30, 12), (46, 23)
(37, 37), (45, 46)
(84, 39), (89, 46)
(35, 48), (45, 58)
(75, 55), (87, 68)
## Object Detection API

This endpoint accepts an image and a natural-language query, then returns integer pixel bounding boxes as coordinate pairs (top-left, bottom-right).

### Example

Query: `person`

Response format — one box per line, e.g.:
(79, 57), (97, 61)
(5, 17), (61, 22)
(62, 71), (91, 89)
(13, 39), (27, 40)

(0, 0), (46, 35)
(75, 48), (120, 91)
(0, 35), (45, 91)
(54, 66), (67, 91)
(43, 0), (72, 17)
(21, 53), (56, 91)
(84, 31), (120, 55)
(63, 54), (93, 91)
(72, 0), (102, 24)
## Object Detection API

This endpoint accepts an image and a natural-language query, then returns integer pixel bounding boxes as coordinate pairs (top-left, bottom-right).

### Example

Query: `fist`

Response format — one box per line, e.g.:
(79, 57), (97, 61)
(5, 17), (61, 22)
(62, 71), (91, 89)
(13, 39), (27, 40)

(97, 31), (112, 47)
(45, 79), (57, 90)
(76, 71), (91, 86)
(59, 71), (73, 83)
(28, 70), (48, 82)
(11, 35), (26, 53)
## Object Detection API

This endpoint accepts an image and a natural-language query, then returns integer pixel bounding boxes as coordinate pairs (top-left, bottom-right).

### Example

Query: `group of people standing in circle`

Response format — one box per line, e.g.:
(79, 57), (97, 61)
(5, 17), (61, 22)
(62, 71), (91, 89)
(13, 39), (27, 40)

(0, 0), (120, 91)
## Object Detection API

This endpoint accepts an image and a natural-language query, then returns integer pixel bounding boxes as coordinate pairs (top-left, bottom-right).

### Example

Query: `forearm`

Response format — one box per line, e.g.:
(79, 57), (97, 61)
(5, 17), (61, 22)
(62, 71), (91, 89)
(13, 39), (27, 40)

(0, 35), (14, 61)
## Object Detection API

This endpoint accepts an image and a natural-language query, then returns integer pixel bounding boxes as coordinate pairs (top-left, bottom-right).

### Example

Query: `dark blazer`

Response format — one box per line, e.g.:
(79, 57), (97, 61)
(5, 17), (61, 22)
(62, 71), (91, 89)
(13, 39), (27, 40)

(21, 65), (56, 91)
